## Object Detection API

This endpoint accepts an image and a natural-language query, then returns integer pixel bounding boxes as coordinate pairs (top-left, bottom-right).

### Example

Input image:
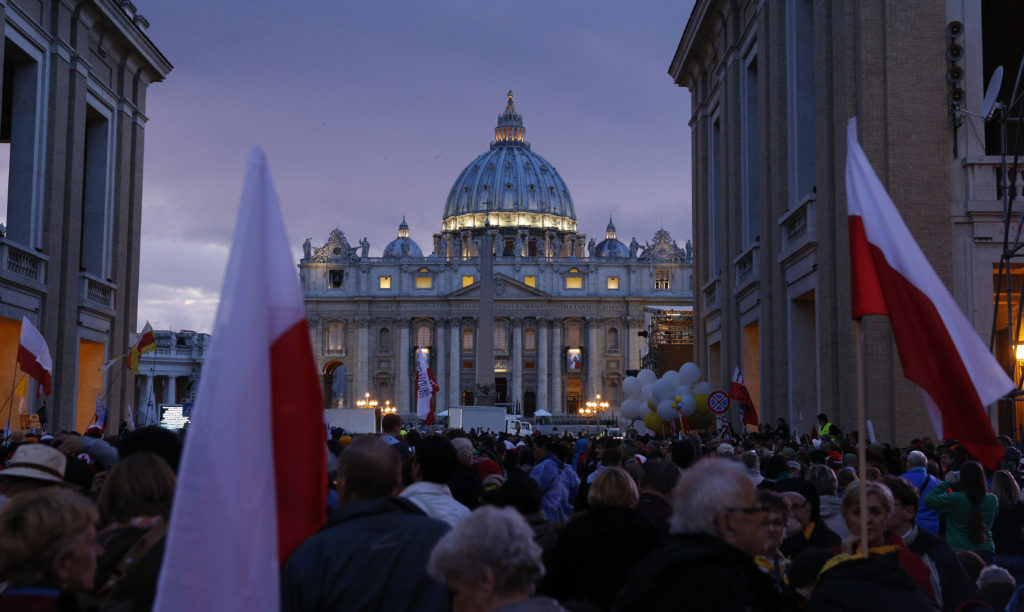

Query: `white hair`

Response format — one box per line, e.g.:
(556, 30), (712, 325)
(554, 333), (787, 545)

(907, 450), (928, 468)
(977, 565), (1015, 589)
(670, 457), (753, 537)
(427, 506), (544, 595)
(450, 438), (474, 465)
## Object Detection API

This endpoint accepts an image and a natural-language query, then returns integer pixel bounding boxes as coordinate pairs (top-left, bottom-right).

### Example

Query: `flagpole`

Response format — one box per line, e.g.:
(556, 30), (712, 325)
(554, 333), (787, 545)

(0, 361), (20, 423)
(854, 319), (869, 557)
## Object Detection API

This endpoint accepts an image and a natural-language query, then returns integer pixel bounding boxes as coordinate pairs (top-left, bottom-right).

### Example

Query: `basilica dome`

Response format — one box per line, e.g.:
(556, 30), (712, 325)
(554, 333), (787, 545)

(594, 218), (629, 258)
(442, 92), (576, 234)
(382, 218), (423, 259)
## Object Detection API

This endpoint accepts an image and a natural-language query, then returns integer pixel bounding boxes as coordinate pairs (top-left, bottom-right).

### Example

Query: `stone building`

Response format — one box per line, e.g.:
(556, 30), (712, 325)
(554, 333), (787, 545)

(301, 93), (693, 419)
(0, 1), (171, 431)
(669, 1), (1023, 441)
(132, 329), (208, 414)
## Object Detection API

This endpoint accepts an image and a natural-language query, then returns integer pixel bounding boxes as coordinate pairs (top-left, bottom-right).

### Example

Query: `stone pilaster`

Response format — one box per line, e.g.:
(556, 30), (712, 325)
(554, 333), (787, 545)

(512, 318), (523, 413)
(551, 320), (562, 413)
(537, 318), (549, 413)
(398, 319), (410, 413)
(449, 318), (461, 408)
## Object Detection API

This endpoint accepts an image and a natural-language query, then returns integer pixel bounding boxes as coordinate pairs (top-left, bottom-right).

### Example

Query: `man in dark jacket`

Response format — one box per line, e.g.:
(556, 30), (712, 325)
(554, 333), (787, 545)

(808, 553), (941, 611)
(884, 475), (976, 612)
(634, 459), (680, 538)
(280, 436), (450, 611)
(613, 458), (785, 611)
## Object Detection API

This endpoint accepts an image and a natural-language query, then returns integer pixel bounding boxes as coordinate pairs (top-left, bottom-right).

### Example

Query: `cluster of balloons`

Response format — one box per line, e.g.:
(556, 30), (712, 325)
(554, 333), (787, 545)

(619, 362), (717, 435)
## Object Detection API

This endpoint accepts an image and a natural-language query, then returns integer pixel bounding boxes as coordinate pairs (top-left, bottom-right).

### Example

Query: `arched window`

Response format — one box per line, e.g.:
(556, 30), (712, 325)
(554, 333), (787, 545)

(494, 323), (508, 352)
(606, 380), (621, 404)
(416, 324), (432, 347)
(524, 328), (536, 352)
(607, 327), (619, 351)
(462, 327), (474, 352)
(327, 321), (344, 352)
(566, 322), (582, 346)
(379, 327), (391, 350)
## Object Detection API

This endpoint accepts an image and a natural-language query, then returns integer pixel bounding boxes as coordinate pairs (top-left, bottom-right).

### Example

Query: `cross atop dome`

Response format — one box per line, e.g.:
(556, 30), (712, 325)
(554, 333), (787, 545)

(606, 217), (617, 240)
(494, 90), (526, 146)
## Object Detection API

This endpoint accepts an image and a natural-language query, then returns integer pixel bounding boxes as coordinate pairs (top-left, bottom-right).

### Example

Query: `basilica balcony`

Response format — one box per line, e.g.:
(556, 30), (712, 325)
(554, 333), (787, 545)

(778, 194), (817, 266)
(733, 244), (759, 293)
(0, 237), (47, 289)
(79, 272), (115, 315)
(960, 155), (1023, 214)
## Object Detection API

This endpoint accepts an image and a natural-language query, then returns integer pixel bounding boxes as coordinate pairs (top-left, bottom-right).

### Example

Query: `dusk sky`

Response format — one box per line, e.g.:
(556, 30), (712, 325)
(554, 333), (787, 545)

(135, 1), (696, 333)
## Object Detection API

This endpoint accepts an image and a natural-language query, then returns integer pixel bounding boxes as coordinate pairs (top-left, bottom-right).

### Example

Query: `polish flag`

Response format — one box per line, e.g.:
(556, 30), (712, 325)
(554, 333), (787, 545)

(18, 317), (52, 396)
(729, 367), (758, 427)
(154, 148), (326, 611)
(846, 117), (1013, 469)
(416, 349), (439, 425)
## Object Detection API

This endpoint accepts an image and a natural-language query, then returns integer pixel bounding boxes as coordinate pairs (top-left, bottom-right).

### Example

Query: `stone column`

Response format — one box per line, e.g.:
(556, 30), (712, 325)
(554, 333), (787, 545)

(166, 376), (177, 405)
(551, 320), (562, 413)
(587, 321), (600, 400)
(356, 317), (370, 396)
(537, 318), (549, 414)
(398, 320), (411, 414)
(436, 319), (447, 414)
(628, 317), (644, 372)
(511, 319), (523, 413)
(449, 318), (461, 408)
(476, 232), (496, 403)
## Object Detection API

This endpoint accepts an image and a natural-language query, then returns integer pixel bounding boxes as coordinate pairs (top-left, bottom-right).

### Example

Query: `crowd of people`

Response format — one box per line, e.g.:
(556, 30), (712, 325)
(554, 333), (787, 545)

(4, 411), (1024, 611)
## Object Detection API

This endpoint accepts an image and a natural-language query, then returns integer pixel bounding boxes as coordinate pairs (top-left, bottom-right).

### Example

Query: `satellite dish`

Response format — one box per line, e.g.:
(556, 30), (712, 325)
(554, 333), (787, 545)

(983, 66), (1004, 120)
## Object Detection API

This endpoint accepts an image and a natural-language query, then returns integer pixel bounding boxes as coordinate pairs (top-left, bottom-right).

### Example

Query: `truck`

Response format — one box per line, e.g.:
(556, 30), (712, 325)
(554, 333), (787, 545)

(324, 408), (378, 434)
(505, 415), (533, 436)
(447, 406), (507, 433)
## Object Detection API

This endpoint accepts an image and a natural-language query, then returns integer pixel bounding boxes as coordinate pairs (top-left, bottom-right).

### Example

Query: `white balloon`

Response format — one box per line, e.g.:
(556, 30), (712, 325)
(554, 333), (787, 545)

(678, 394), (697, 416)
(620, 399), (645, 419)
(692, 381), (714, 397)
(652, 378), (677, 402)
(637, 369), (658, 386)
(640, 386), (654, 404)
(662, 369), (681, 388)
(675, 385), (694, 399)
(679, 362), (701, 385)
(622, 376), (642, 400)
(656, 399), (678, 422)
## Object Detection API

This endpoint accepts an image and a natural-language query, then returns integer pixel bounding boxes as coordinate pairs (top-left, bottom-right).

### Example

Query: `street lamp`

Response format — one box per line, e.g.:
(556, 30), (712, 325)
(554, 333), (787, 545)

(355, 392), (378, 410)
(381, 400), (397, 415)
(582, 394), (609, 418)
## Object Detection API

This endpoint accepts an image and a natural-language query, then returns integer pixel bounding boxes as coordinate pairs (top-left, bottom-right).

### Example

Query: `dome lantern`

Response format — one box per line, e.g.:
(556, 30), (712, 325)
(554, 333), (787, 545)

(493, 90), (527, 147)
(606, 217), (617, 240)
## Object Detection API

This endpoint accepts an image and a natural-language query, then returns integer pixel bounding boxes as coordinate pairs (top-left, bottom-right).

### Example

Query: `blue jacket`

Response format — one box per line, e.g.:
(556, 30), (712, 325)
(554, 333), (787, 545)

(531, 453), (570, 524)
(903, 467), (942, 536)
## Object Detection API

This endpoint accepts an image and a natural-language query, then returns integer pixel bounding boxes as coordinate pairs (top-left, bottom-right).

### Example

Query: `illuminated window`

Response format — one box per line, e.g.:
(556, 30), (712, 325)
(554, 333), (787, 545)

(525, 328), (536, 351)
(329, 270), (344, 289)
(416, 276), (432, 289)
(327, 322), (344, 352)
(379, 276), (391, 289)
(416, 325), (431, 347)
(462, 327), (474, 351)
(655, 270), (670, 289)
(566, 276), (582, 289)
(524, 276), (536, 287)
(607, 276), (619, 290)
(463, 275), (474, 287)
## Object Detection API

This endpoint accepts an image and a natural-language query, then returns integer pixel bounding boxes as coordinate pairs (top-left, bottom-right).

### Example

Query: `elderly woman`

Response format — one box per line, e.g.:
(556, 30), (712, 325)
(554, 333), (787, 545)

(428, 505), (566, 612)
(92, 451), (176, 608)
(540, 466), (661, 611)
(0, 487), (104, 607)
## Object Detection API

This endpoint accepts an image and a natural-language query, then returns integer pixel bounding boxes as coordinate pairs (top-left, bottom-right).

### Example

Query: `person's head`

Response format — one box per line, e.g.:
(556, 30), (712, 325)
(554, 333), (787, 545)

(493, 471), (543, 516)
(96, 452), (176, 528)
(670, 457), (765, 557)
(451, 437), (474, 466)
(806, 464), (838, 497)
(427, 506), (545, 612)
(381, 413), (403, 436)
(670, 438), (697, 469)
(117, 425), (183, 473)
(775, 478), (820, 534)
(337, 435), (401, 501)
(599, 446), (622, 467)
(906, 450), (928, 470)
(991, 470), (1022, 510)
(588, 466), (638, 509)
(836, 467), (858, 494)
(413, 436), (459, 484)
(0, 444), (67, 498)
(639, 459), (681, 497)
(841, 480), (894, 547)
(758, 489), (787, 556)
(956, 550), (986, 584)
(532, 435), (552, 459)
(960, 461), (989, 545)
(976, 566), (1016, 609)
(882, 475), (919, 534)
(740, 451), (760, 474)
(817, 413), (828, 425)
(0, 487), (102, 591)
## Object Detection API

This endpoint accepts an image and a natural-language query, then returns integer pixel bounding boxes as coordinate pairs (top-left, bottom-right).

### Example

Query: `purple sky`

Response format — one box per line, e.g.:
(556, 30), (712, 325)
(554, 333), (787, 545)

(135, 1), (695, 333)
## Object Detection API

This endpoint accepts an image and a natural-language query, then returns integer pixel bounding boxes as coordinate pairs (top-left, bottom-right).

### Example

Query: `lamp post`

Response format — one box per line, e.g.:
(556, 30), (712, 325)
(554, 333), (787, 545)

(355, 392), (378, 411)
(581, 394), (609, 420)
(381, 399), (397, 415)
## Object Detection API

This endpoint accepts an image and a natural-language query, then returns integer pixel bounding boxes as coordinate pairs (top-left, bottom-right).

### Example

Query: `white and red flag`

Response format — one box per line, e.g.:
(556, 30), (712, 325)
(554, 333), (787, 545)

(125, 321), (156, 372)
(153, 148), (326, 611)
(416, 349), (439, 425)
(18, 316), (52, 396)
(846, 117), (1013, 469)
(729, 367), (758, 427)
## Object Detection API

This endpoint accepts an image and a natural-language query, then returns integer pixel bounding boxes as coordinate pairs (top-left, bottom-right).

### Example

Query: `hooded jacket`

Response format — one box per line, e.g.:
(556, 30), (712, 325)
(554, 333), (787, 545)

(808, 553), (941, 611)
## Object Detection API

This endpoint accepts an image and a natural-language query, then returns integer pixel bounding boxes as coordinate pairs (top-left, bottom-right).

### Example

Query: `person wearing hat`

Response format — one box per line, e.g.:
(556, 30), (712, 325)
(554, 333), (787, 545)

(775, 477), (841, 559)
(0, 444), (67, 508)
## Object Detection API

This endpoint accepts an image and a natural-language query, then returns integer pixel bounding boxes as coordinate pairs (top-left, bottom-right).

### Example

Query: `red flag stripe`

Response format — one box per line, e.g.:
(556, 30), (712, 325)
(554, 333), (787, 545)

(270, 319), (326, 564)
(17, 345), (51, 395)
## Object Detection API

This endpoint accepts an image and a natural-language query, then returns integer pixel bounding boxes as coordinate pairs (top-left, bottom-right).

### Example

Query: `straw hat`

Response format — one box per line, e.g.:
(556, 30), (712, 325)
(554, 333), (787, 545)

(1, 444), (67, 483)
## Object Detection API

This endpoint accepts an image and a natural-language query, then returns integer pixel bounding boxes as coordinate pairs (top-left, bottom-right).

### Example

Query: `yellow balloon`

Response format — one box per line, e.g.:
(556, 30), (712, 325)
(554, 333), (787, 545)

(644, 411), (665, 434)
(695, 394), (709, 412)
(674, 396), (682, 403)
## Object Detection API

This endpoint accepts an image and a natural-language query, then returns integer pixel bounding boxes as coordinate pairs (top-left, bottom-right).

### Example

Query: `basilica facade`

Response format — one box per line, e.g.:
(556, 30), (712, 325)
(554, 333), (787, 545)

(300, 93), (693, 419)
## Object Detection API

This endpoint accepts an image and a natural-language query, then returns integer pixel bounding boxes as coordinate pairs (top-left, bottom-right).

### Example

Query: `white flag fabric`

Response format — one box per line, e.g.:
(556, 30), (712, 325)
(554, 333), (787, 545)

(18, 316), (52, 395)
(846, 117), (1013, 469)
(153, 148), (326, 611)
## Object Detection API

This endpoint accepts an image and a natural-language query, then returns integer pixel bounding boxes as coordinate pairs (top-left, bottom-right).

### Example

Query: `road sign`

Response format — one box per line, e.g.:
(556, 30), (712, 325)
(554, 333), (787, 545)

(708, 390), (730, 414)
